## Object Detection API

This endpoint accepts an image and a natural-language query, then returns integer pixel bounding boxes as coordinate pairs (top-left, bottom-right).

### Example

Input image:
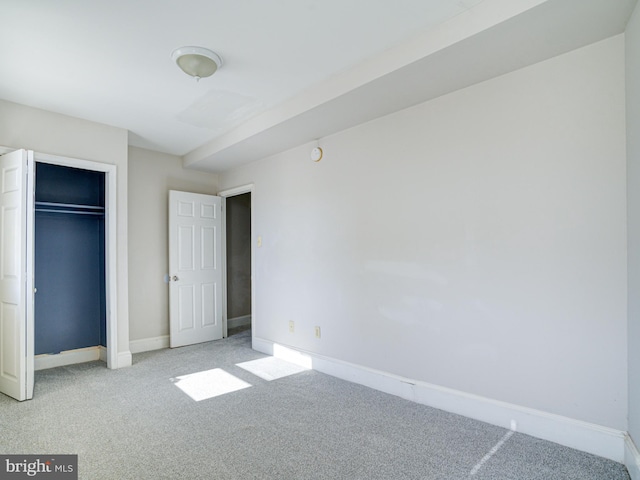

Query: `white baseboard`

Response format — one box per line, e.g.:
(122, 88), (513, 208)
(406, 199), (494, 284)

(129, 335), (169, 354)
(36, 346), (132, 370)
(116, 351), (132, 369)
(626, 435), (640, 480)
(228, 315), (251, 329)
(35, 346), (103, 371)
(253, 337), (626, 463)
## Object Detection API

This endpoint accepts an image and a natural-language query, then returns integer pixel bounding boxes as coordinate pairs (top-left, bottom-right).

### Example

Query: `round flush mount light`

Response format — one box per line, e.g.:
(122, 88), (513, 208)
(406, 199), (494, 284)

(172, 46), (223, 81)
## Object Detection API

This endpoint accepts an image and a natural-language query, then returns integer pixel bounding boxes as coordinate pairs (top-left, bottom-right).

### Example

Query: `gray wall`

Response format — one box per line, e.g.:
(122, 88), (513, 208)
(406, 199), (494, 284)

(626, 1), (640, 447)
(220, 35), (627, 430)
(127, 146), (218, 341)
(226, 193), (252, 320)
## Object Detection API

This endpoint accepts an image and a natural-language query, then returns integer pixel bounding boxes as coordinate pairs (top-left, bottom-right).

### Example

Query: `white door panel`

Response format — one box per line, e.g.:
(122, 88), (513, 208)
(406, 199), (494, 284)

(0, 149), (34, 401)
(169, 191), (222, 348)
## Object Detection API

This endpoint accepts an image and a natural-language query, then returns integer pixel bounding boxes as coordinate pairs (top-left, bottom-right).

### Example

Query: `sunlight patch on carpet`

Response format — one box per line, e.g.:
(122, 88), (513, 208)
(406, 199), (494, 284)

(172, 368), (252, 401)
(236, 356), (310, 381)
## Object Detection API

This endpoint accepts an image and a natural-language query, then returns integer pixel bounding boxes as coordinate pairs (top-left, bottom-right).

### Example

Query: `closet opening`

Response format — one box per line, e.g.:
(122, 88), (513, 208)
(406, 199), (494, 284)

(34, 162), (107, 368)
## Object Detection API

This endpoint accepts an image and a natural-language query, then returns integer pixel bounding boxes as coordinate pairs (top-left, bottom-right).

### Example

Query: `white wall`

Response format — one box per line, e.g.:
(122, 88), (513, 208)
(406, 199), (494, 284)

(0, 99), (131, 365)
(220, 35), (627, 429)
(626, 1), (640, 447)
(128, 146), (218, 341)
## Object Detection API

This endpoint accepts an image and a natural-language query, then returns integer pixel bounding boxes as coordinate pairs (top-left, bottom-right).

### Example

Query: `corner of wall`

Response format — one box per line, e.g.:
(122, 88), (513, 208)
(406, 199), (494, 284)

(626, 434), (640, 480)
(627, 0), (640, 461)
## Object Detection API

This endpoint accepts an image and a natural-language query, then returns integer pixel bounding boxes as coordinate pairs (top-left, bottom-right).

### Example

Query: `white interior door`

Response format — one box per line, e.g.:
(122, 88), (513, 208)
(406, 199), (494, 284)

(169, 191), (222, 348)
(0, 149), (34, 401)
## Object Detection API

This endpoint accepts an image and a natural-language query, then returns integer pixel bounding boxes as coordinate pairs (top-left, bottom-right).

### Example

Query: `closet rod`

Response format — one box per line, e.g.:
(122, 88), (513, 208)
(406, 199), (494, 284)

(35, 208), (105, 216)
(35, 201), (104, 210)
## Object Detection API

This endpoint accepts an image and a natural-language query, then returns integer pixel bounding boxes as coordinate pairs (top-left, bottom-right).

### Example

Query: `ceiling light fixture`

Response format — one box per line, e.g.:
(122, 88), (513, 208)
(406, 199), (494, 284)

(172, 46), (223, 82)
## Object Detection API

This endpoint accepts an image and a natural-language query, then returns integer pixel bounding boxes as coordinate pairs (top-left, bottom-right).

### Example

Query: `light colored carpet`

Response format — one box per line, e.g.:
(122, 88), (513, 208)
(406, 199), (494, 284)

(0, 329), (630, 479)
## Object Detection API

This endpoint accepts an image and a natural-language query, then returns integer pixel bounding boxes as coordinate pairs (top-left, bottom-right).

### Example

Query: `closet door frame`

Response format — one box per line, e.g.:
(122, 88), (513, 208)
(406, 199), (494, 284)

(35, 152), (118, 369)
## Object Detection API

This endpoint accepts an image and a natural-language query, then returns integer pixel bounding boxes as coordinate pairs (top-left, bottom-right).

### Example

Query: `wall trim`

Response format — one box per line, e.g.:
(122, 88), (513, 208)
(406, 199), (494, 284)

(253, 337), (626, 463)
(33, 346), (127, 370)
(218, 184), (254, 198)
(117, 351), (132, 368)
(35, 347), (103, 371)
(228, 315), (252, 330)
(129, 335), (170, 354)
(35, 151), (121, 370)
(626, 435), (640, 480)
(218, 183), (256, 348)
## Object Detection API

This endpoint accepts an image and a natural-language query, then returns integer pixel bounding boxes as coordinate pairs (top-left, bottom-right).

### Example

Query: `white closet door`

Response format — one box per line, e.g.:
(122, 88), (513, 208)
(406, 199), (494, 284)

(0, 149), (34, 401)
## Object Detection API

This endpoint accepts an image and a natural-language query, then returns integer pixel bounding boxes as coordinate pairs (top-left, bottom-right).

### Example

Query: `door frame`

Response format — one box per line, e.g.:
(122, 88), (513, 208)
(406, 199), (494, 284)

(34, 152), (118, 369)
(218, 184), (254, 341)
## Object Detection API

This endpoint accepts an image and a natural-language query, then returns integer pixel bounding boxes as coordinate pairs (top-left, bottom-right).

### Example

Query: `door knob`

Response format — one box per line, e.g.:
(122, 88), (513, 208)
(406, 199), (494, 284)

(172, 275), (179, 282)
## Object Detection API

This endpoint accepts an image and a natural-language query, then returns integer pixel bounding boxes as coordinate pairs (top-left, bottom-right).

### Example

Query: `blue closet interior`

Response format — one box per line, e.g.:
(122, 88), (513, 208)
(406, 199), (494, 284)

(34, 162), (106, 355)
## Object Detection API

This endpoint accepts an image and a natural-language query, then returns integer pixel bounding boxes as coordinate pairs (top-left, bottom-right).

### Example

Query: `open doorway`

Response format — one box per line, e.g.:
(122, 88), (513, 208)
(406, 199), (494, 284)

(225, 192), (252, 337)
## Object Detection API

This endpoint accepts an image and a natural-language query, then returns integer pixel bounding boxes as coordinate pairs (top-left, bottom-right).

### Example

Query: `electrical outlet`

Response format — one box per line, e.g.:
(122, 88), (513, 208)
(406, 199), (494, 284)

(314, 326), (321, 339)
(257, 236), (262, 248)
(289, 320), (295, 333)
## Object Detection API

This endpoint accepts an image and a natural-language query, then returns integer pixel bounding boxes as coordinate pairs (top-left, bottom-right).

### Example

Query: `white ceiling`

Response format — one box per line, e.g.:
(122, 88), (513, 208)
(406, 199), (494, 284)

(0, 0), (637, 172)
(0, 1), (483, 152)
